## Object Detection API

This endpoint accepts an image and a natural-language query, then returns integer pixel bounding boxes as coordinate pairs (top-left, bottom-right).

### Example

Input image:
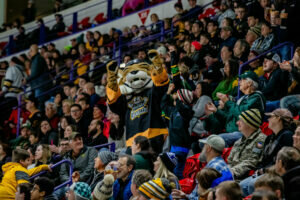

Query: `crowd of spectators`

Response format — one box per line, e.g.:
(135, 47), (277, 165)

(0, 0), (300, 200)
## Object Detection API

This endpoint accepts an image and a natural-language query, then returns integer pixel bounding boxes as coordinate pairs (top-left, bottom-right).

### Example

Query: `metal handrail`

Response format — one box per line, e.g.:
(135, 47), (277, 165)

(94, 142), (116, 152)
(29, 159), (74, 191)
(237, 41), (294, 98)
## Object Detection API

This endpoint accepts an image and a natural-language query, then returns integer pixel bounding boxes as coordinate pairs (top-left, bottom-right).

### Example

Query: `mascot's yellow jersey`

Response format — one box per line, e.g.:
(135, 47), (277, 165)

(0, 162), (49, 200)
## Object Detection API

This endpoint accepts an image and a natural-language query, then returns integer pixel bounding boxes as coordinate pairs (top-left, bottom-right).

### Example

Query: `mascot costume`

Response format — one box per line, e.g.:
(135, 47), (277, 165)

(106, 50), (169, 153)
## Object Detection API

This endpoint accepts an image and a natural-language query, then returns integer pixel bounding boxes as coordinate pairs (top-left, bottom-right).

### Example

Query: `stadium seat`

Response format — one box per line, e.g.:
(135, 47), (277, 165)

(93, 13), (107, 24)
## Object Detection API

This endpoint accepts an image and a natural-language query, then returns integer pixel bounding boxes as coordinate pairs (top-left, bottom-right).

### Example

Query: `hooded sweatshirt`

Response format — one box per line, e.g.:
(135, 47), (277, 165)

(0, 162), (49, 199)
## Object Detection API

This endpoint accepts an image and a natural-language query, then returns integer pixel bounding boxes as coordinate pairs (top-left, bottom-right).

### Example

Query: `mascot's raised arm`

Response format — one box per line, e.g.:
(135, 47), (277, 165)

(106, 50), (169, 153)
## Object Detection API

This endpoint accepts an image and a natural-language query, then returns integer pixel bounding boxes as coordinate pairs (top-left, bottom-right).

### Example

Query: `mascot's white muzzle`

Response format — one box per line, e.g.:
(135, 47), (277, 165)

(126, 71), (151, 89)
(120, 70), (153, 94)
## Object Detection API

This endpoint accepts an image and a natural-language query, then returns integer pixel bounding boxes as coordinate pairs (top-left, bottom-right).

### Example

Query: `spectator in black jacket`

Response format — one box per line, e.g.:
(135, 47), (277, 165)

(86, 119), (107, 147)
(190, 21), (203, 41)
(161, 85), (194, 180)
(49, 14), (65, 40)
(22, 0), (36, 23)
(259, 52), (289, 101)
(70, 104), (90, 139)
(233, 39), (250, 63)
(39, 119), (59, 146)
(233, 3), (249, 39)
(275, 147), (300, 200)
(26, 44), (52, 109)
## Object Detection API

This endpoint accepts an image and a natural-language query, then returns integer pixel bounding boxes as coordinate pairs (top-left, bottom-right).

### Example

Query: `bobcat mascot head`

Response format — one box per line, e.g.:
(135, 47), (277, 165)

(106, 49), (166, 96)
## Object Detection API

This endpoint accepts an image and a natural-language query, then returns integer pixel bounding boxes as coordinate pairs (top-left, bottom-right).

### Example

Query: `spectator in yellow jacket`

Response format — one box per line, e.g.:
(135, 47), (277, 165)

(0, 149), (51, 199)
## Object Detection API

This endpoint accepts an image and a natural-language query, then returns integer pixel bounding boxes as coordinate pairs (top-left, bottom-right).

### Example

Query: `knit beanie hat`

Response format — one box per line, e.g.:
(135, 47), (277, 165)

(177, 89), (193, 105)
(98, 150), (118, 165)
(138, 178), (173, 200)
(249, 25), (261, 37)
(191, 41), (202, 51)
(239, 109), (262, 130)
(70, 182), (91, 200)
(159, 152), (178, 172)
(93, 174), (114, 200)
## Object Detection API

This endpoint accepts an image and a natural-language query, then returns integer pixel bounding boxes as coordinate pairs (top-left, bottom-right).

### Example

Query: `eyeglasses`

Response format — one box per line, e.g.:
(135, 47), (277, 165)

(60, 143), (69, 146)
(31, 186), (40, 192)
(71, 109), (80, 113)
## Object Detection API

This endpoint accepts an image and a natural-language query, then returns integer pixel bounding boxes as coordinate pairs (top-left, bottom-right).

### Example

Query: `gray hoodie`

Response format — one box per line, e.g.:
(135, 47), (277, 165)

(189, 95), (212, 135)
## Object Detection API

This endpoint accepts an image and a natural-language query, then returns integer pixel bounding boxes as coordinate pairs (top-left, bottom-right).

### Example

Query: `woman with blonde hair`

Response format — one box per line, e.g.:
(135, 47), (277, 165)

(153, 152), (180, 189)
(29, 144), (52, 169)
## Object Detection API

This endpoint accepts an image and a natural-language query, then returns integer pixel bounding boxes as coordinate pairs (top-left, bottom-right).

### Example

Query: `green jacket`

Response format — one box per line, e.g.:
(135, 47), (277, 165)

(212, 77), (238, 100)
(9, 137), (30, 150)
(133, 152), (153, 174)
(227, 129), (266, 180)
(205, 91), (266, 134)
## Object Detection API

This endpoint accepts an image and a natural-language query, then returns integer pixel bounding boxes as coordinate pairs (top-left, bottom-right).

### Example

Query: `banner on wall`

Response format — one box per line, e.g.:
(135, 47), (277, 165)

(138, 9), (150, 24)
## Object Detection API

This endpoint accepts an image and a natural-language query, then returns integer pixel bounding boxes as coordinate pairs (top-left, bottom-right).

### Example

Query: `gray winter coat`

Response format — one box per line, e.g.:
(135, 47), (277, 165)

(59, 146), (97, 183)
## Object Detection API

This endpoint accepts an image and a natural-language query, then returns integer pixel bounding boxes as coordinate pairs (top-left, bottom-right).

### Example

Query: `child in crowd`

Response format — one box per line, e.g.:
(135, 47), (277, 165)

(0, 149), (51, 199)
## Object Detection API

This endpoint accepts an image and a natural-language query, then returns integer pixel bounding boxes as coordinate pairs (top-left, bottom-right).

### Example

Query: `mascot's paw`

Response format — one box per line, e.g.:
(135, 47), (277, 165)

(148, 50), (163, 73)
(106, 60), (119, 92)
(107, 60), (119, 73)
(148, 49), (159, 61)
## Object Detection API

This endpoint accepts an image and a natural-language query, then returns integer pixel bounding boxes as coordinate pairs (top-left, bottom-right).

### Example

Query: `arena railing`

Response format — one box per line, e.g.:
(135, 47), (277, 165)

(94, 142), (116, 152)
(1, 0), (170, 57)
(28, 142), (115, 191)
(29, 159), (74, 191)
(237, 41), (294, 98)
(12, 0), (217, 136)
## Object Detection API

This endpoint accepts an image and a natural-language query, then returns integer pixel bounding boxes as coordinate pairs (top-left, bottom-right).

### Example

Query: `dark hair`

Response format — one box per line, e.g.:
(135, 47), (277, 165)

(95, 119), (104, 131)
(254, 174), (284, 195)
(179, 56), (194, 68)
(70, 104), (82, 110)
(134, 136), (150, 151)
(200, 32), (211, 40)
(251, 190), (279, 200)
(207, 20), (218, 27)
(236, 39), (250, 57)
(196, 168), (222, 190)
(174, 2), (183, 9)
(197, 81), (212, 97)
(217, 181), (242, 200)
(224, 58), (239, 86)
(34, 177), (55, 196)
(261, 20), (272, 29)
(78, 97), (90, 105)
(17, 183), (33, 200)
(223, 17), (233, 28)
(12, 149), (30, 163)
(277, 147), (300, 171)
(120, 154), (136, 170)
(0, 142), (11, 156)
(236, 3), (247, 10)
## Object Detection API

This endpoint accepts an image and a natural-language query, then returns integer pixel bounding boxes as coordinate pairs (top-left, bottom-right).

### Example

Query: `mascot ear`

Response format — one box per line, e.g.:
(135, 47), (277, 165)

(148, 49), (159, 62)
(107, 60), (119, 73)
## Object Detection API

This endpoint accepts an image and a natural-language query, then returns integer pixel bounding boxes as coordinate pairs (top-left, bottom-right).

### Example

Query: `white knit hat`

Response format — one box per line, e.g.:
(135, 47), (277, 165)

(93, 174), (114, 200)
